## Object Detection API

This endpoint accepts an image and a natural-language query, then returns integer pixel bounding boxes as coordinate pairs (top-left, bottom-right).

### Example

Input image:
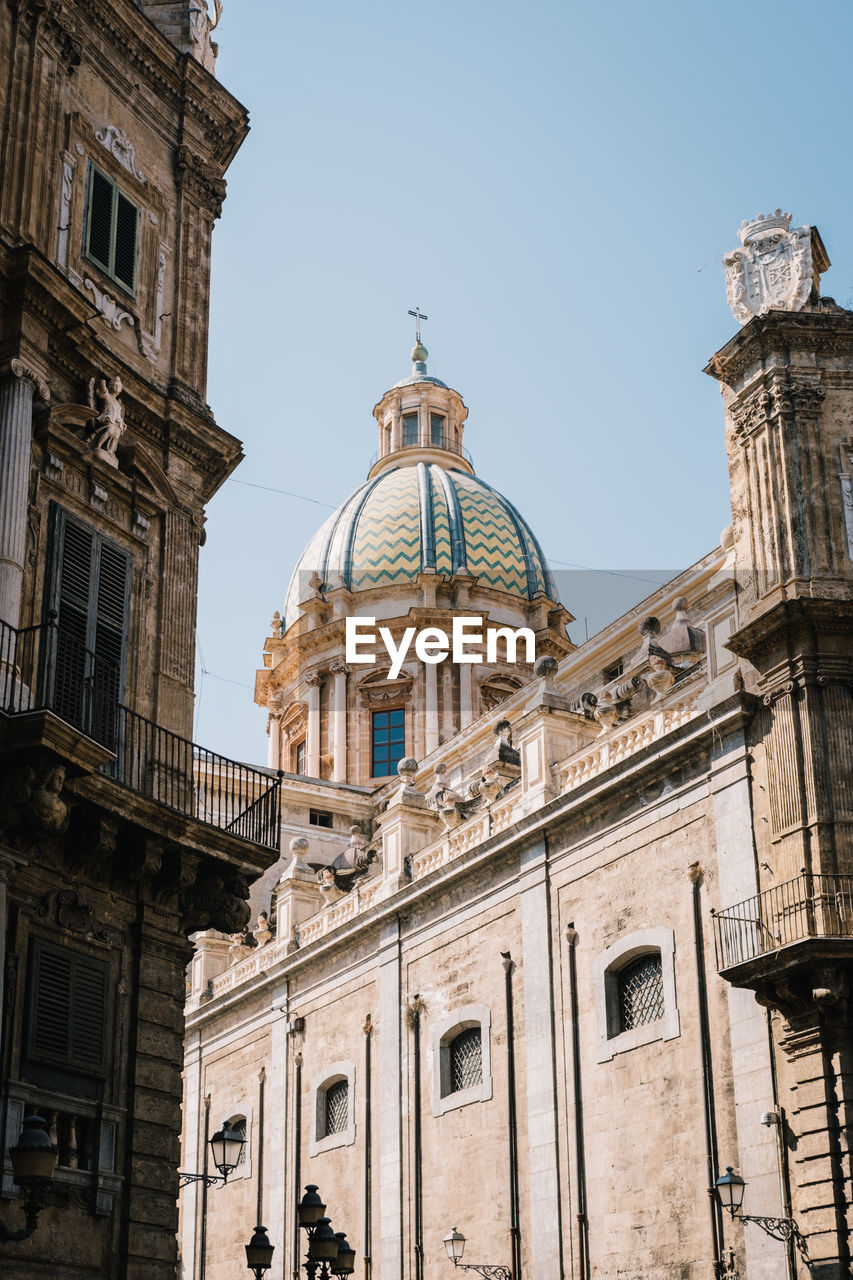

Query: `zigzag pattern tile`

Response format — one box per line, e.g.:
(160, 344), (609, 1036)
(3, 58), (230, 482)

(284, 512), (336, 629)
(350, 467), (422, 589)
(451, 472), (529, 595)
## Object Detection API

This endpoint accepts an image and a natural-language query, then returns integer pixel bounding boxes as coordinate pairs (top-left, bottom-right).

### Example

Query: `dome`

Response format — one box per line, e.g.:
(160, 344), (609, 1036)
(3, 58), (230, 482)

(284, 461), (558, 631)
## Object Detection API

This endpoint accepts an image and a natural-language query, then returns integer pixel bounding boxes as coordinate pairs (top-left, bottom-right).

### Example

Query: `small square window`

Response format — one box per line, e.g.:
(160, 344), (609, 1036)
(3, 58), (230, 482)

(309, 809), (333, 828)
(372, 708), (405, 777)
(84, 164), (139, 295)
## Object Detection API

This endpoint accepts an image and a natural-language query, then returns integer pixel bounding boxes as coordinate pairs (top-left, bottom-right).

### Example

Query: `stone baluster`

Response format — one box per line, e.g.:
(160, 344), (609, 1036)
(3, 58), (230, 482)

(0, 360), (49, 627)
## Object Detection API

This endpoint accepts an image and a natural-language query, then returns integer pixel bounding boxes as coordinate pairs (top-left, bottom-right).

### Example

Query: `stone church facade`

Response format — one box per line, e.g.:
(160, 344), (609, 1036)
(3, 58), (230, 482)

(0, 2), (280, 1276)
(181, 217), (853, 1279)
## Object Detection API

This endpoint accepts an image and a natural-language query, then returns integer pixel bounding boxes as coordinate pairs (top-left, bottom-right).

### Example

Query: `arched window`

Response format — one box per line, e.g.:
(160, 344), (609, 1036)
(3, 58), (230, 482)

(449, 1026), (482, 1093)
(310, 1062), (356, 1155)
(219, 1111), (251, 1181)
(594, 928), (680, 1062)
(431, 1005), (493, 1116)
(324, 1080), (349, 1136)
(617, 953), (664, 1032)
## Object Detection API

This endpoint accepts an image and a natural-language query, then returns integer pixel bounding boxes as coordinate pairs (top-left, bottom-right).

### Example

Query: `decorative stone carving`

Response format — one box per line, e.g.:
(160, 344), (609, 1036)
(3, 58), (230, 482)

(188, 0), (221, 72)
(270, 611), (282, 639)
(87, 376), (126, 465)
(94, 124), (146, 182)
(57, 150), (77, 272)
(84, 278), (135, 333)
(839, 442), (853, 563)
(644, 653), (676, 700)
(27, 763), (68, 834)
(253, 911), (272, 948)
(493, 718), (520, 766)
(139, 244), (169, 361)
(9, 357), (50, 401)
(724, 211), (814, 326)
(593, 690), (620, 733)
(479, 672), (522, 713)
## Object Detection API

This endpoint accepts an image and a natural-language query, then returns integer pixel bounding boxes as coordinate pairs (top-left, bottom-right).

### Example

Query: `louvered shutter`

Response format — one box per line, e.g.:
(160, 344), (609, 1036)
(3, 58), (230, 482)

(113, 192), (138, 291)
(28, 940), (108, 1078)
(46, 507), (131, 741)
(87, 168), (114, 272)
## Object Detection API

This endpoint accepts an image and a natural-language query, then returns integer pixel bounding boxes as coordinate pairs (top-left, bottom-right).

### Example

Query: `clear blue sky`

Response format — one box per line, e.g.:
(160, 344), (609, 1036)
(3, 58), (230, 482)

(195, 0), (853, 764)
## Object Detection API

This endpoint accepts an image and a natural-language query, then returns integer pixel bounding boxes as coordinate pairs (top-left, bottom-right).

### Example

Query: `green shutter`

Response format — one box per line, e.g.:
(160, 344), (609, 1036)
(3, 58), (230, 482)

(85, 164), (139, 294)
(27, 940), (108, 1078)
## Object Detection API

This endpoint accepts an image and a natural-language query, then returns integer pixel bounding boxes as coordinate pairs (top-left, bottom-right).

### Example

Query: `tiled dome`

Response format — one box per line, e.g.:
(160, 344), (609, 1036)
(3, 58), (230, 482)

(283, 461), (557, 631)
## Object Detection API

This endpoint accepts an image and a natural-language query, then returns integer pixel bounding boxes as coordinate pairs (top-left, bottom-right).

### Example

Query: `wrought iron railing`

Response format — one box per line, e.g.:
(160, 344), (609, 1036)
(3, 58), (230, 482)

(712, 872), (853, 971)
(0, 615), (281, 851)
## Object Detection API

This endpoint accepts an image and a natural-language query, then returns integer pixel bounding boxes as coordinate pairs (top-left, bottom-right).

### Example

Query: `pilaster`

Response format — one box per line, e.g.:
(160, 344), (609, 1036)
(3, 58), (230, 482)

(0, 360), (48, 626)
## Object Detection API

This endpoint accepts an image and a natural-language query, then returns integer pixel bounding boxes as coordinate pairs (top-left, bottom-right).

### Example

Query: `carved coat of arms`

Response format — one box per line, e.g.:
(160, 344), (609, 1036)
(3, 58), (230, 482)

(724, 211), (815, 326)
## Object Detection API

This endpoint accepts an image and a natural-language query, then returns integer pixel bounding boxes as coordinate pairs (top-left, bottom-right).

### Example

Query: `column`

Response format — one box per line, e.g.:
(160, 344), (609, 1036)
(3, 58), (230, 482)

(306, 673), (321, 778)
(267, 711), (281, 769)
(519, 838), (563, 1277)
(331, 662), (348, 782)
(378, 920), (403, 1280)
(424, 662), (439, 756)
(459, 662), (474, 729)
(0, 360), (47, 627)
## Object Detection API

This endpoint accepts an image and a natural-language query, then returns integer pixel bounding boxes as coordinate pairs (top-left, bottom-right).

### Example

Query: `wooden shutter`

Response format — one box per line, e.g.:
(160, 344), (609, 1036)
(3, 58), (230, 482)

(86, 168), (114, 271)
(27, 940), (108, 1078)
(113, 192), (138, 291)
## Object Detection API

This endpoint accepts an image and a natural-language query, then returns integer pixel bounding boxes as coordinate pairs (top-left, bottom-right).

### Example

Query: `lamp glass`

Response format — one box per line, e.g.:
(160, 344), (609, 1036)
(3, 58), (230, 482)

(444, 1227), (466, 1262)
(331, 1231), (356, 1275)
(715, 1167), (746, 1214)
(10, 1114), (58, 1184)
(298, 1184), (326, 1227)
(209, 1120), (244, 1178)
(245, 1224), (275, 1269)
(309, 1217), (339, 1261)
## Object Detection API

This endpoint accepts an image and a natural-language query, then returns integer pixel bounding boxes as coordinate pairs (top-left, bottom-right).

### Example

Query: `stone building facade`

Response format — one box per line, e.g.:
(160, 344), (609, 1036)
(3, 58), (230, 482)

(180, 213), (852, 1280)
(0, 2), (281, 1276)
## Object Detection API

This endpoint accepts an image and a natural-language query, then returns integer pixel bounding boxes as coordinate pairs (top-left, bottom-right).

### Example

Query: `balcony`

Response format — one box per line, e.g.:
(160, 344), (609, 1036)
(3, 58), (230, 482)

(712, 872), (853, 974)
(0, 616), (281, 852)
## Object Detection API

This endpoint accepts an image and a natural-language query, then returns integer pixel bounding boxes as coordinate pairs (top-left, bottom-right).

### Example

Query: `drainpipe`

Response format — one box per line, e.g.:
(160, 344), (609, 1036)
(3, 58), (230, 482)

(690, 869), (724, 1269)
(501, 952), (522, 1280)
(364, 1014), (373, 1279)
(293, 1051), (303, 1280)
(257, 1067), (266, 1225)
(565, 927), (589, 1280)
(199, 1096), (210, 1280)
(409, 998), (424, 1280)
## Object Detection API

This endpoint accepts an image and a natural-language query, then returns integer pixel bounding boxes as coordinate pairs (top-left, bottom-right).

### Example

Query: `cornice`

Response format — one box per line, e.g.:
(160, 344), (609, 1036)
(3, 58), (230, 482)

(705, 307), (853, 390)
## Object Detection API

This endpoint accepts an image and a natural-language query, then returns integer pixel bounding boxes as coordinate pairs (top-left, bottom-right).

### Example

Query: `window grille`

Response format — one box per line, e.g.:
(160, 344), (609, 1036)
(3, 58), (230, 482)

(371, 707), (405, 777)
(618, 953), (664, 1032)
(84, 164), (139, 293)
(324, 1080), (348, 1136)
(449, 1027), (482, 1093)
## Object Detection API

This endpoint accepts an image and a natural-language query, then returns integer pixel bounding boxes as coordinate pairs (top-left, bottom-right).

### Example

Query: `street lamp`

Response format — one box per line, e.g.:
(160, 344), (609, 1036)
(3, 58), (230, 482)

(0, 1114), (58, 1245)
(714, 1167), (809, 1264)
(296, 1185), (356, 1278)
(245, 1224), (275, 1278)
(179, 1119), (245, 1188)
(443, 1227), (511, 1280)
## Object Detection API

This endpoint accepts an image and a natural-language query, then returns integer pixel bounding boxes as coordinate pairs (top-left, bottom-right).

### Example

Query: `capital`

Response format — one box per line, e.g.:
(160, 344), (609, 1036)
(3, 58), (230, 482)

(8, 358), (50, 401)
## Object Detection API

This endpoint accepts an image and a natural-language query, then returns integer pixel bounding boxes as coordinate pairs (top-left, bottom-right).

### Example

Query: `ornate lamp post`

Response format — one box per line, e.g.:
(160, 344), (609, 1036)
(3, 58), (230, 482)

(297, 1185), (356, 1278)
(179, 1119), (245, 1188)
(715, 1167), (809, 1265)
(443, 1227), (511, 1280)
(245, 1224), (275, 1279)
(0, 1114), (58, 1245)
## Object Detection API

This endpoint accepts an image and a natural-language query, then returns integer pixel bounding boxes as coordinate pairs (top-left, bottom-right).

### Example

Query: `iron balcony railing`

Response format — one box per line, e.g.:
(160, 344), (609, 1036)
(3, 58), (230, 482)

(0, 615), (281, 852)
(712, 872), (853, 972)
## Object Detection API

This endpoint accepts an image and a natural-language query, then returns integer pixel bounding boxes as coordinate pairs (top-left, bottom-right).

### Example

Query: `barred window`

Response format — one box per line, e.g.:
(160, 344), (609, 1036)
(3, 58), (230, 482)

(449, 1027), (482, 1093)
(324, 1080), (348, 1136)
(618, 953), (664, 1032)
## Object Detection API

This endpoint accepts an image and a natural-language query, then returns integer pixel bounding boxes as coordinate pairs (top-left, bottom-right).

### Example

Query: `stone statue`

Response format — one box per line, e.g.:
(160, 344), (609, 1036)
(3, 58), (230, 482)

(28, 763), (68, 834)
(253, 911), (272, 948)
(188, 0), (221, 72)
(88, 376), (126, 465)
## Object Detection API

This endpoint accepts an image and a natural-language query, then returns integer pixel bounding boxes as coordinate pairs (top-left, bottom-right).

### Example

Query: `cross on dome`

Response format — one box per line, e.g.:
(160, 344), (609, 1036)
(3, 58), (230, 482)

(407, 306), (428, 343)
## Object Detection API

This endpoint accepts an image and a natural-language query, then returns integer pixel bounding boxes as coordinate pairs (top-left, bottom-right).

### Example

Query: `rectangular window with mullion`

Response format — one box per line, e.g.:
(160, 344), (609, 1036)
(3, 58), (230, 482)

(44, 505), (131, 744)
(84, 163), (139, 295)
(371, 707), (405, 777)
